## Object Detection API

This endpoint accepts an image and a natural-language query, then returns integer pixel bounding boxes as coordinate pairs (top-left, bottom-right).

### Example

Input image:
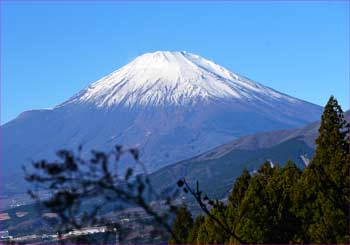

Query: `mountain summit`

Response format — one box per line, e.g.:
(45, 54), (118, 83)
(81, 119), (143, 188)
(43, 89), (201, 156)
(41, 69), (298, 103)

(65, 51), (298, 107)
(2, 51), (322, 193)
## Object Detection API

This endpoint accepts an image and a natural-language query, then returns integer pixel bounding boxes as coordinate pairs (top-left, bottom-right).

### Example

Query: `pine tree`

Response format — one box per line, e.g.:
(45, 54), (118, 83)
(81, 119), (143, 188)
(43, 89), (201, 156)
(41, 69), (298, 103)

(174, 96), (349, 244)
(187, 215), (204, 244)
(234, 163), (277, 243)
(226, 168), (251, 243)
(196, 202), (230, 244)
(169, 204), (193, 244)
(294, 96), (349, 243)
(228, 168), (251, 209)
(266, 160), (301, 243)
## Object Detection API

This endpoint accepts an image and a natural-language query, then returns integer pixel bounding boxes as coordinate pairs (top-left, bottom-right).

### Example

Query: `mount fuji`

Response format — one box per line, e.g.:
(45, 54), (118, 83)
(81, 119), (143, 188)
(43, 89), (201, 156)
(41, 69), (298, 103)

(2, 51), (322, 193)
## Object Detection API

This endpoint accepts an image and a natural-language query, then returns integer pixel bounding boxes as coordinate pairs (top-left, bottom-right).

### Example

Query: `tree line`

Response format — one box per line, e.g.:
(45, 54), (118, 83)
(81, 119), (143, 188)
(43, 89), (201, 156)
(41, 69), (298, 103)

(24, 96), (349, 244)
(170, 96), (349, 244)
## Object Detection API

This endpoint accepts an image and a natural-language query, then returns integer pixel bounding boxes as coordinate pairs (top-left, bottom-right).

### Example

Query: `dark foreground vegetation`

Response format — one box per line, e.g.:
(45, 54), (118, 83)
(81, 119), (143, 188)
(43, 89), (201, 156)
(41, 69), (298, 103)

(21, 96), (349, 244)
(170, 96), (349, 244)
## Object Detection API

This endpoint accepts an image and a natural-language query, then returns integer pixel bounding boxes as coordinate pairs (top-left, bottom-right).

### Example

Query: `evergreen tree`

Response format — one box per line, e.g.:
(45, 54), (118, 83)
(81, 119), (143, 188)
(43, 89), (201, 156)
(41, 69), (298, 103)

(234, 163), (277, 243)
(228, 168), (251, 209)
(196, 202), (230, 244)
(258, 160), (276, 176)
(294, 96), (349, 243)
(173, 96), (349, 244)
(226, 168), (251, 243)
(266, 160), (301, 243)
(169, 204), (193, 244)
(187, 215), (204, 244)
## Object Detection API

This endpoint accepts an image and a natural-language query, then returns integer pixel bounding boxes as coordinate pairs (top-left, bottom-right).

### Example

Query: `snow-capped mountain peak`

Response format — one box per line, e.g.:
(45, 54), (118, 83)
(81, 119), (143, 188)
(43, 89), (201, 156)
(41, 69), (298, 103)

(67, 51), (298, 108)
(2, 50), (323, 194)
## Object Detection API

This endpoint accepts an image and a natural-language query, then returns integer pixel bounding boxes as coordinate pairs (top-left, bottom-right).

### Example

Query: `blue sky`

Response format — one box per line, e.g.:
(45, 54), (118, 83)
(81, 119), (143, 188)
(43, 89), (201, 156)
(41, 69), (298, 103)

(1, 1), (349, 124)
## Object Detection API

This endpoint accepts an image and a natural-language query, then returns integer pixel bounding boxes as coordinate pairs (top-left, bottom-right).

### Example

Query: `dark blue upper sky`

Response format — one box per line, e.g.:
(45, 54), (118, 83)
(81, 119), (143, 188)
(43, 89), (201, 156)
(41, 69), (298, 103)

(1, 1), (349, 124)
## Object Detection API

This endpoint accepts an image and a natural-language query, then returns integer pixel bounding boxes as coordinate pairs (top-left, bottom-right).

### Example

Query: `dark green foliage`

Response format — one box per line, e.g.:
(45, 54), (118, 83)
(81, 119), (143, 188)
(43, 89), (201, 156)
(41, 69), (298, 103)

(233, 163), (276, 243)
(169, 204), (193, 244)
(226, 168), (251, 243)
(173, 96), (349, 244)
(268, 161), (301, 243)
(228, 168), (251, 209)
(150, 136), (314, 199)
(187, 215), (204, 244)
(25, 95), (348, 244)
(196, 202), (230, 244)
(294, 96), (350, 243)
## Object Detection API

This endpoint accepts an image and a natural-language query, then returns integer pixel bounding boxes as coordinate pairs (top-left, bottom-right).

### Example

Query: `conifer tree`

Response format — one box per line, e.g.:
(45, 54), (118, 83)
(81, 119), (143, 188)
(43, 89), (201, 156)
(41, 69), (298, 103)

(295, 96), (349, 243)
(187, 215), (204, 244)
(228, 168), (251, 209)
(226, 168), (251, 243)
(169, 204), (193, 244)
(266, 160), (301, 243)
(173, 96), (349, 244)
(233, 163), (276, 243)
(196, 202), (230, 244)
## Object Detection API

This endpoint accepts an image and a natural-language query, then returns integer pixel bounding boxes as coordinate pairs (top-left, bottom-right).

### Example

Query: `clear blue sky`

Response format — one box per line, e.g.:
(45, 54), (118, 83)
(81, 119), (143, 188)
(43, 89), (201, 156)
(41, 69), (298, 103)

(1, 1), (349, 124)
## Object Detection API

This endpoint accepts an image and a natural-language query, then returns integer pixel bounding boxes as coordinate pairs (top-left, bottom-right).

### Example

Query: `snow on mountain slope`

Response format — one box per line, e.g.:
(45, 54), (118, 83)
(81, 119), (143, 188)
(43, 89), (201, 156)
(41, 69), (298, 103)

(63, 51), (298, 108)
(2, 51), (323, 194)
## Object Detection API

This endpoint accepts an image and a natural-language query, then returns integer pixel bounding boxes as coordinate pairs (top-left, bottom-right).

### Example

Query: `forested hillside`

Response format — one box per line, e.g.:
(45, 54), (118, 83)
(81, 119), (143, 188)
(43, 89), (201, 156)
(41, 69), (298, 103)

(170, 96), (349, 244)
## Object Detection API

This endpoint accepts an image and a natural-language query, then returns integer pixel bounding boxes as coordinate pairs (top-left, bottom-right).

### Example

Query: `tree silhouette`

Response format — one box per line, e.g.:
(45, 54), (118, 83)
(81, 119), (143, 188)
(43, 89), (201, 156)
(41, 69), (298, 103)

(293, 96), (350, 243)
(25, 95), (349, 244)
(168, 204), (193, 244)
(25, 145), (181, 244)
(173, 96), (349, 244)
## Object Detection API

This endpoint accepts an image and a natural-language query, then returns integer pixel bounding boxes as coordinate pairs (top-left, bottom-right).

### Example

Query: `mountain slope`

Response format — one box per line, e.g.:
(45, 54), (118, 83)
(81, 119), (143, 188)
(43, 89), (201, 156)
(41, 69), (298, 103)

(62, 51), (306, 108)
(150, 137), (314, 199)
(2, 51), (322, 194)
(149, 110), (350, 198)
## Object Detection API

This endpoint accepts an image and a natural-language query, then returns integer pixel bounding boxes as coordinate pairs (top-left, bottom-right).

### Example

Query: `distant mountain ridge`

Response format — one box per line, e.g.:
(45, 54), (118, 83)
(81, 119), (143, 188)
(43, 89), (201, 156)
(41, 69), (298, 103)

(2, 51), (322, 194)
(149, 110), (350, 198)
